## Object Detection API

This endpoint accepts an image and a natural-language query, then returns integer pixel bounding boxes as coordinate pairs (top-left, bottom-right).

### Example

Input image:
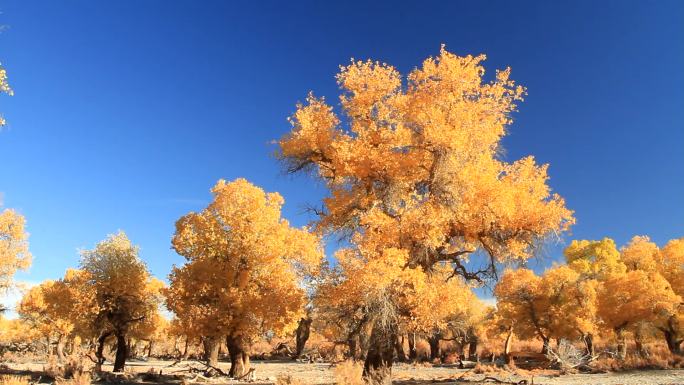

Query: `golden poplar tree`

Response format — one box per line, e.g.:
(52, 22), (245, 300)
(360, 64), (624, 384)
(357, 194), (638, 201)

(165, 178), (324, 377)
(0, 208), (31, 300)
(81, 231), (160, 372)
(278, 47), (574, 383)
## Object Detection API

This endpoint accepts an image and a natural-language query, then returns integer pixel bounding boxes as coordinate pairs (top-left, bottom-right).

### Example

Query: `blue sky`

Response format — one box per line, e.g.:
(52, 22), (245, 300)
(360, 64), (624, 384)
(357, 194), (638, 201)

(0, 1), (683, 310)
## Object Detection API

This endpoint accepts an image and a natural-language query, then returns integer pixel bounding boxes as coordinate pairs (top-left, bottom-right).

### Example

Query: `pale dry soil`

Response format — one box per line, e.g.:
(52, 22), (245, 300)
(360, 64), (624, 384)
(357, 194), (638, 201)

(4, 359), (684, 385)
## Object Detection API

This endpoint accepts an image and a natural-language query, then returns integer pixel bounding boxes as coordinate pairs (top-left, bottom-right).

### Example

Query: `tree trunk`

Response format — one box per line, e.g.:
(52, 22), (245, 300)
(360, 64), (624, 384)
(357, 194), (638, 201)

(393, 334), (406, 362)
(583, 333), (595, 359)
(203, 336), (220, 367)
(407, 333), (417, 361)
(226, 334), (250, 378)
(56, 334), (66, 361)
(635, 328), (648, 357)
(182, 337), (190, 360)
(95, 332), (111, 372)
(113, 333), (127, 372)
(615, 327), (627, 360)
(468, 335), (478, 361)
(363, 321), (395, 385)
(147, 341), (154, 358)
(45, 335), (53, 357)
(663, 329), (683, 355)
(540, 336), (551, 355)
(428, 332), (441, 361)
(503, 327), (514, 365)
(295, 317), (312, 358)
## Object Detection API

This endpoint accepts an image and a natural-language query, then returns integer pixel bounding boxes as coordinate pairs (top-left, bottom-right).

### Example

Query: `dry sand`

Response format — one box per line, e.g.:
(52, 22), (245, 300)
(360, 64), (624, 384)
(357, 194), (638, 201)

(3, 359), (683, 385)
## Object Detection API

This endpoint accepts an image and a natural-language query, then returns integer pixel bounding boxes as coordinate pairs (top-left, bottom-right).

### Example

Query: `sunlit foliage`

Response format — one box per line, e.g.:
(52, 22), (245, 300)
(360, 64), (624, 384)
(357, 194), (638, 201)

(165, 178), (324, 376)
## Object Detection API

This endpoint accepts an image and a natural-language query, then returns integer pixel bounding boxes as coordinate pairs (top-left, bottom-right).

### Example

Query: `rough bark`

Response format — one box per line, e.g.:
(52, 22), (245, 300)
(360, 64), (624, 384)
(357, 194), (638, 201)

(348, 335), (358, 359)
(540, 336), (551, 355)
(663, 329), (683, 355)
(363, 321), (395, 385)
(95, 332), (111, 372)
(55, 334), (65, 361)
(113, 333), (128, 372)
(615, 327), (627, 360)
(503, 327), (514, 365)
(295, 317), (312, 358)
(583, 333), (595, 359)
(226, 334), (251, 378)
(635, 329), (649, 357)
(407, 333), (417, 361)
(428, 332), (441, 361)
(203, 336), (220, 367)
(468, 335), (478, 361)
(393, 334), (406, 362)
(182, 337), (190, 360)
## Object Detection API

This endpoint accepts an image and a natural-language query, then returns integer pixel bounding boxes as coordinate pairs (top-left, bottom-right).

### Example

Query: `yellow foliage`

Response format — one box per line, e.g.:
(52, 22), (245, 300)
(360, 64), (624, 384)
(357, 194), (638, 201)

(279, 46), (574, 278)
(80, 231), (160, 341)
(165, 179), (324, 343)
(0, 208), (32, 294)
(598, 270), (680, 331)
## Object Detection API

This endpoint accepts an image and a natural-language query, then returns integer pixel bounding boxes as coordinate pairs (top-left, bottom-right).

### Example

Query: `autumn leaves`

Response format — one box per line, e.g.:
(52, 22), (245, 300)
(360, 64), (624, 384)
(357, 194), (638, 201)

(493, 237), (683, 359)
(0, 46), (681, 383)
(165, 179), (324, 377)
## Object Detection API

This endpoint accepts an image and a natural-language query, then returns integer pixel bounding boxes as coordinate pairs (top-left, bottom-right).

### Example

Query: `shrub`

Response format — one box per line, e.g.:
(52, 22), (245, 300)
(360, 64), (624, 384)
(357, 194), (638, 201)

(275, 374), (304, 385)
(333, 360), (364, 385)
(0, 376), (29, 385)
(55, 372), (91, 385)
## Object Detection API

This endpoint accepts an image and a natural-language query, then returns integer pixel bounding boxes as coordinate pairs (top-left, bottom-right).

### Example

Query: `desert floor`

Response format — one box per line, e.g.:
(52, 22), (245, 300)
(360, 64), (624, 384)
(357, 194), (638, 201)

(3, 359), (683, 385)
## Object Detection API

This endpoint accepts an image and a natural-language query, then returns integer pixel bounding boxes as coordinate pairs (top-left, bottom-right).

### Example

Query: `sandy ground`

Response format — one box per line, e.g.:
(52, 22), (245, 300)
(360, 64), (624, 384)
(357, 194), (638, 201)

(3, 359), (683, 385)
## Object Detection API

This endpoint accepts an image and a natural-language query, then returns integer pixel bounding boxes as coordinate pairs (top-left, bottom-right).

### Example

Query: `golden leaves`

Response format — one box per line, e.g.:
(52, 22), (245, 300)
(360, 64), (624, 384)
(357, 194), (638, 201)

(278, 46), (574, 278)
(167, 179), (324, 340)
(0, 208), (32, 293)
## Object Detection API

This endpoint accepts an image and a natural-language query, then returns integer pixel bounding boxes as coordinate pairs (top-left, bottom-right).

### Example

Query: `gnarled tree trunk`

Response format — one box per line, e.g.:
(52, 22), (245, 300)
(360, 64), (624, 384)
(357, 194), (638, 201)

(393, 334), (406, 362)
(56, 334), (66, 361)
(363, 321), (395, 385)
(428, 331), (441, 361)
(295, 317), (312, 358)
(226, 334), (251, 378)
(95, 332), (112, 372)
(615, 327), (627, 359)
(635, 328), (648, 357)
(540, 335), (551, 355)
(663, 329), (683, 355)
(661, 316), (683, 356)
(182, 337), (190, 360)
(407, 333), (417, 361)
(467, 333), (479, 361)
(113, 333), (128, 372)
(203, 336), (220, 368)
(583, 333), (595, 359)
(503, 327), (514, 365)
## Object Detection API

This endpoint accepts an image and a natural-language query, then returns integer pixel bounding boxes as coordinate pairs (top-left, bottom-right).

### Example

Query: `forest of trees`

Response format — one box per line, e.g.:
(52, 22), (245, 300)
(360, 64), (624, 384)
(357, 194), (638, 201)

(0, 49), (682, 385)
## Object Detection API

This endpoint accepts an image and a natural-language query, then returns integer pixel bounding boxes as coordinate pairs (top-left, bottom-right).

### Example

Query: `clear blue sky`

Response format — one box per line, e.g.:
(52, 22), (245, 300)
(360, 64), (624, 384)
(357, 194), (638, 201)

(1, 1), (682, 295)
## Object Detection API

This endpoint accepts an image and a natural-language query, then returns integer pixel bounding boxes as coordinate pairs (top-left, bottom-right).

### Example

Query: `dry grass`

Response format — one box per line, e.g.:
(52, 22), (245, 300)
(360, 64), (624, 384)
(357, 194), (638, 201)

(591, 354), (684, 372)
(55, 372), (91, 385)
(275, 374), (304, 385)
(332, 360), (364, 385)
(0, 375), (30, 385)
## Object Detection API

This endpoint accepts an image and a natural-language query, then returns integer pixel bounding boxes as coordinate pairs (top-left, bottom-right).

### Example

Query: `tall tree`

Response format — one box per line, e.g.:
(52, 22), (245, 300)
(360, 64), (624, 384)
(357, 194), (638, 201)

(278, 47), (574, 384)
(0, 208), (31, 302)
(81, 231), (160, 372)
(494, 269), (553, 354)
(165, 178), (324, 377)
